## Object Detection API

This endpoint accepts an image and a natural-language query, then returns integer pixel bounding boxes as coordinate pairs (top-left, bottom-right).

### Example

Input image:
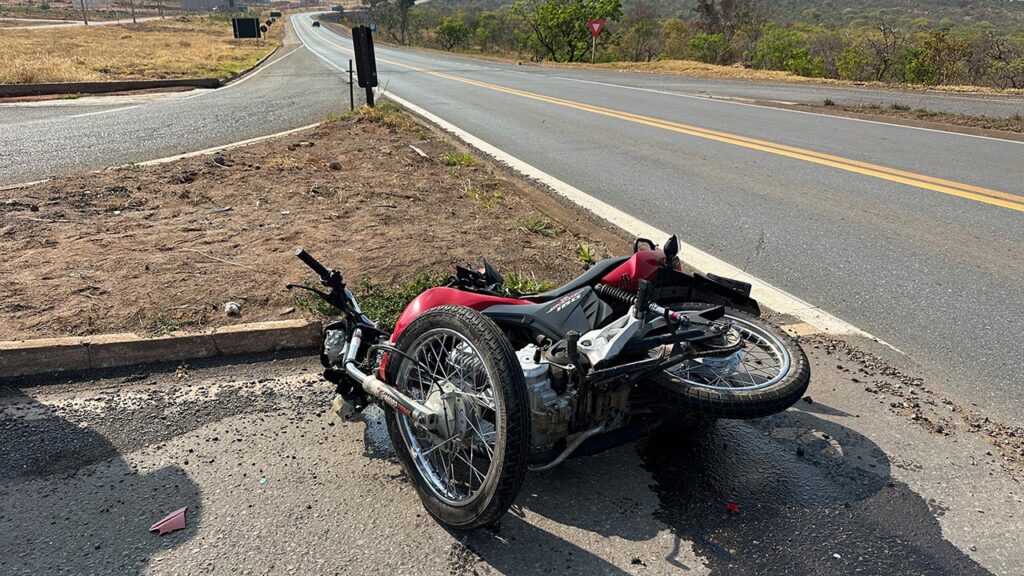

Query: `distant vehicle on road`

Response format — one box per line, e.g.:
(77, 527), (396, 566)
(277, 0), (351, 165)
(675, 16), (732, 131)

(312, 20), (321, 27)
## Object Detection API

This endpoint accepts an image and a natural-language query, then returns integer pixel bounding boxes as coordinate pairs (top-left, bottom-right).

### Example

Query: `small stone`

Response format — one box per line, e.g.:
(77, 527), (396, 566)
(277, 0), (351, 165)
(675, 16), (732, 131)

(833, 553), (842, 560)
(328, 160), (343, 171)
(802, 396), (813, 404)
(224, 301), (241, 317)
(280, 307), (296, 316)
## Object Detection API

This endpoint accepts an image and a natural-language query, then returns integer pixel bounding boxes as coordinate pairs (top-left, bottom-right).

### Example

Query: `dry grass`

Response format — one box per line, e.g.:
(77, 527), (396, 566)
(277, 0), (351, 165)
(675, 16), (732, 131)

(557, 59), (1024, 96)
(0, 15), (281, 84)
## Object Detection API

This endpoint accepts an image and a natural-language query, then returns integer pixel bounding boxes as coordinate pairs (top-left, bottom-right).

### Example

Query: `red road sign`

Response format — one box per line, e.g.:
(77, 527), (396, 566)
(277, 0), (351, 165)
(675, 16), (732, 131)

(587, 19), (605, 39)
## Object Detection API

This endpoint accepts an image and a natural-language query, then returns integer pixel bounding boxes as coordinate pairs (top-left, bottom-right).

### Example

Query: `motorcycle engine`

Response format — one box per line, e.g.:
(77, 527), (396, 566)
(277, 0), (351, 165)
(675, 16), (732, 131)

(516, 345), (572, 451)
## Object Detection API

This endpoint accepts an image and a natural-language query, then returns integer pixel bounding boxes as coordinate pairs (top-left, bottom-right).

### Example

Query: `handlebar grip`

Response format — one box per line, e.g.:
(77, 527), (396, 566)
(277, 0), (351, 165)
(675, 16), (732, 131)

(294, 247), (330, 280)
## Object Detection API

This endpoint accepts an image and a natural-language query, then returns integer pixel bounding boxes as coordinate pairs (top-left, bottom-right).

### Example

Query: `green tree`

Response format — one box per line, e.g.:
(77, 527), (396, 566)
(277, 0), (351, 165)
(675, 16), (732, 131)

(689, 32), (728, 64)
(437, 15), (470, 51)
(619, 0), (660, 61)
(660, 18), (692, 60)
(836, 42), (871, 80)
(751, 25), (823, 76)
(510, 0), (623, 62)
(475, 11), (501, 50)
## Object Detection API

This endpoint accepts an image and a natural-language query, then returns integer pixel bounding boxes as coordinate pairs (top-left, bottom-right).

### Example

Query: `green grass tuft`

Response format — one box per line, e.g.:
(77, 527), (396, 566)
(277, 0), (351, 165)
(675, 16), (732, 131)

(518, 215), (557, 237)
(443, 151), (476, 168)
(501, 272), (554, 297)
(355, 271), (446, 330)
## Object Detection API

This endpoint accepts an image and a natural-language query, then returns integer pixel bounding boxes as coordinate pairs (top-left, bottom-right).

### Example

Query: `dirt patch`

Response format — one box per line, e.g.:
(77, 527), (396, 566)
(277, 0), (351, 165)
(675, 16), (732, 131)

(809, 335), (1024, 480)
(0, 105), (616, 341)
(815, 102), (1024, 134)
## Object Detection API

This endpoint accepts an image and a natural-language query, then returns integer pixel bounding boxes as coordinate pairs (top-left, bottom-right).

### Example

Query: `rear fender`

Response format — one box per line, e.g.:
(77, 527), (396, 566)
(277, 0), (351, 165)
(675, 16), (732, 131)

(651, 268), (761, 316)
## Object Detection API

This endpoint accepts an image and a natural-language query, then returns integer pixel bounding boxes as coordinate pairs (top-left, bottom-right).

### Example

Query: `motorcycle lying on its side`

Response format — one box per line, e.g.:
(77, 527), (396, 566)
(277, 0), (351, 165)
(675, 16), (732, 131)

(287, 235), (810, 530)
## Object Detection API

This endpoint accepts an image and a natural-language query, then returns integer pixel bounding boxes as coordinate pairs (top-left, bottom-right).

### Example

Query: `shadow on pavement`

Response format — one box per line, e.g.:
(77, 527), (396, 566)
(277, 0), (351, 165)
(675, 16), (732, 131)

(0, 386), (201, 576)
(639, 408), (989, 574)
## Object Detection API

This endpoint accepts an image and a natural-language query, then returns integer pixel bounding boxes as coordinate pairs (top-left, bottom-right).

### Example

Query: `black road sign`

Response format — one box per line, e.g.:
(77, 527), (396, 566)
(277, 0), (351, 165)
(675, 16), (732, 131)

(232, 17), (260, 39)
(352, 26), (378, 89)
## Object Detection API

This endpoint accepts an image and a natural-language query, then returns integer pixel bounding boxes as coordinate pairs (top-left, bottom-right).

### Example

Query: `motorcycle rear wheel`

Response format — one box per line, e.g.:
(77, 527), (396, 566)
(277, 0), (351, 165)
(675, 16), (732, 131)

(385, 305), (529, 530)
(652, 303), (810, 419)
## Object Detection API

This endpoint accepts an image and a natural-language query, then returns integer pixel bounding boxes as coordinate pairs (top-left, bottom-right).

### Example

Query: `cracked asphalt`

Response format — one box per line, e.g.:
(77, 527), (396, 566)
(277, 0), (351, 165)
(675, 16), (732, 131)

(2, 329), (1021, 575)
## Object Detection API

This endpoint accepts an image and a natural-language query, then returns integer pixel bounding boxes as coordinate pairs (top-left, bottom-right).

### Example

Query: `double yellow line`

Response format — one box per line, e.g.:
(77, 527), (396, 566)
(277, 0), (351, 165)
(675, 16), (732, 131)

(310, 24), (1024, 213)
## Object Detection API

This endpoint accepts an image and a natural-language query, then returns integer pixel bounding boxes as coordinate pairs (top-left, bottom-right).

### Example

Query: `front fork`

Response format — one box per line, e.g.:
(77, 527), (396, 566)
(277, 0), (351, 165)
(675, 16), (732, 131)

(335, 329), (439, 430)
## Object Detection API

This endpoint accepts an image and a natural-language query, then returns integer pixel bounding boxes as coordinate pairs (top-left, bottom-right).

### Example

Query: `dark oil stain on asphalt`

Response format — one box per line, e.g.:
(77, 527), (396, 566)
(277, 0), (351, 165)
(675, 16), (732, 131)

(640, 407), (989, 575)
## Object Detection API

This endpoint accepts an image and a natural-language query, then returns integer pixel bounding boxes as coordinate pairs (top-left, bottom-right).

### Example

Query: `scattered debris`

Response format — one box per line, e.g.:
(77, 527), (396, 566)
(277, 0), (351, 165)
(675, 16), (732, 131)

(803, 395), (814, 404)
(279, 306), (295, 316)
(210, 206), (232, 213)
(150, 507), (187, 536)
(259, 476), (267, 485)
(833, 553), (842, 560)
(409, 145), (428, 159)
(224, 301), (241, 317)
(726, 501), (740, 513)
(174, 363), (189, 379)
(631, 557), (647, 566)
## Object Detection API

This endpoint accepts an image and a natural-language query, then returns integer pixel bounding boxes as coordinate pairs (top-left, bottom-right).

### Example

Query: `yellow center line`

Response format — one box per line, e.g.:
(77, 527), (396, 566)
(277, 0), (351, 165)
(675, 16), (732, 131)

(309, 24), (1024, 213)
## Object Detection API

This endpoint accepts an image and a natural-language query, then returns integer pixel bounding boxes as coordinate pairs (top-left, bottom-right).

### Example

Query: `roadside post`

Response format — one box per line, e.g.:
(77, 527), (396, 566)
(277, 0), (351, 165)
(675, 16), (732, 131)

(587, 19), (605, 64)
(349, 59), (355, 111)
(80, 0), (90, 25)
(352, 25), (379, 108)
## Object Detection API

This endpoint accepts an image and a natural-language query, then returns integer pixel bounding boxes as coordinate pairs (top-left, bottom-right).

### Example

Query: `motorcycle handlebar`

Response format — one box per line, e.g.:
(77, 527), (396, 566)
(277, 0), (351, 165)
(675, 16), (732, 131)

(294, 247), (331, 282)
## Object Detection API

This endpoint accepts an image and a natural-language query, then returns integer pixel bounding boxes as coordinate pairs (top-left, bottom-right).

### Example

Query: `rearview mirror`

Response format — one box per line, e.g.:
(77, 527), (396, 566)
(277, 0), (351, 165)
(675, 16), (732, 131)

(663, 235), (679, 265)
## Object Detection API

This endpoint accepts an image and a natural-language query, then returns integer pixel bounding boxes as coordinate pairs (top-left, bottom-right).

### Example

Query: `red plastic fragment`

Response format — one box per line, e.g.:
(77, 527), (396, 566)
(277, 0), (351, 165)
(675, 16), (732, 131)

(150, 507), (187, 535)
(726, 501), (740, 513)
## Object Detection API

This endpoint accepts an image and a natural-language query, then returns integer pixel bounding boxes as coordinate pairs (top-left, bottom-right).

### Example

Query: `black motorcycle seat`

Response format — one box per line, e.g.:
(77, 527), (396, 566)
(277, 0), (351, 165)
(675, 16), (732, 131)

(524, 256), (628, 302)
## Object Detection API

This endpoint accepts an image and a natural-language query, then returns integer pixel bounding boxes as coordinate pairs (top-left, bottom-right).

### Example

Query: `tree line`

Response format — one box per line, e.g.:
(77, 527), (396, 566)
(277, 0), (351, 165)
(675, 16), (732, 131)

(353, 0), (1024, 89)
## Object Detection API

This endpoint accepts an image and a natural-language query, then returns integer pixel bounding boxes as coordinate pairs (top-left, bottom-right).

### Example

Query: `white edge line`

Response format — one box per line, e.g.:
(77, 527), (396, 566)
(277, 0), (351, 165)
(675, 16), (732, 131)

(68, 105), (139, 118)
(4, 123), (323, 187)
(183, 45), (303, 101)
(135, 122), (322, 167)
(380, 88), (903, 352)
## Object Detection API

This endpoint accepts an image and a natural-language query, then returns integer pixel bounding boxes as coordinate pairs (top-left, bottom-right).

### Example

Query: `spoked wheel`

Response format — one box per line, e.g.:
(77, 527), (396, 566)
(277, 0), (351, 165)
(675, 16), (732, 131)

(652, 304), (810, 419)
(385, 305), (529, 530)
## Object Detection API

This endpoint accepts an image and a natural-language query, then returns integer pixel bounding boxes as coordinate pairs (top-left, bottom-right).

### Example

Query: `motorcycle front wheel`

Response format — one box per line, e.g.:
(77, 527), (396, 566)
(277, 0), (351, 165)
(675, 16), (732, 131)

(385, 305), (529, 530)
(651, 303), (810, 419)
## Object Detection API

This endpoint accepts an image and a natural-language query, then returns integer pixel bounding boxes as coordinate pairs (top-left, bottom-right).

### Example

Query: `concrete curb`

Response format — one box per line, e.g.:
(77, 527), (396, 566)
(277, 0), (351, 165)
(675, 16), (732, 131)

(0, 78), (222, 98)
(0, 319), (322, 379)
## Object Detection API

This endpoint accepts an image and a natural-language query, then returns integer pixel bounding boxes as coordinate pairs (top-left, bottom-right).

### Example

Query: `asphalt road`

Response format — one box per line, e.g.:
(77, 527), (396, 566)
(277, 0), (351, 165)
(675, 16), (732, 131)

(2, 349), (1019, 575)
(0, 23), (353, 185)
(291, 15), (1024, 425)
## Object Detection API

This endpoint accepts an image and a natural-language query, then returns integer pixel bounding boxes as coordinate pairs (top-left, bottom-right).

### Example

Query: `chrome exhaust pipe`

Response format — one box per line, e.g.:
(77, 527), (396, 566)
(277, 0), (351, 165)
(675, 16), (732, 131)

(344, 329), (438, 429)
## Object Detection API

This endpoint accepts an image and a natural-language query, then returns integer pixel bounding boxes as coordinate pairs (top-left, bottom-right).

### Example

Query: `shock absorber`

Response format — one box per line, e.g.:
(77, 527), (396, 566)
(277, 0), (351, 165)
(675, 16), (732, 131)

(594, 283), (685, 323)
(593, 283), (636, 305)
